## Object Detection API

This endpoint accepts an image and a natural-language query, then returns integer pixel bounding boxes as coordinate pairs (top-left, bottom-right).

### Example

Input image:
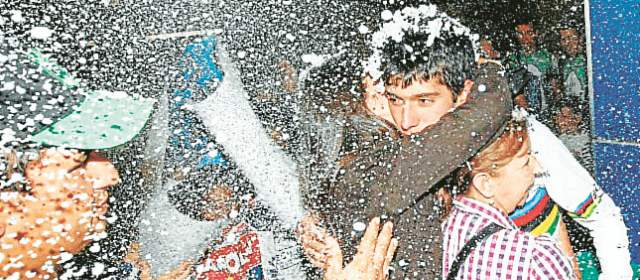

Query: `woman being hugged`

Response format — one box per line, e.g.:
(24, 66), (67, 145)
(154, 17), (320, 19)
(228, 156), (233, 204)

(442, 118), (576, 280)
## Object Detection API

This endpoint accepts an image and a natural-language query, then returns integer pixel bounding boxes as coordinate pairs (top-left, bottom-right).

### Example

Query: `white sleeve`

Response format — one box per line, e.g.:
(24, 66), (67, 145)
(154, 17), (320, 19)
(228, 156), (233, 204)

(527, 117), (595, 209)
(527, 116), (633, 280)
(193, 47), (306, 229)
(583, 193), (633, 280)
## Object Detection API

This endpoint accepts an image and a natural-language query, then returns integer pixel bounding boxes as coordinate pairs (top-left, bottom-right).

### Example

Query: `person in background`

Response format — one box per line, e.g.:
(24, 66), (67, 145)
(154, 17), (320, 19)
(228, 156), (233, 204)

(552, 96), (592, 169)
(478, 36), (502, 65)
(558, 24), (588, 103)
(507, 20), (557, 118)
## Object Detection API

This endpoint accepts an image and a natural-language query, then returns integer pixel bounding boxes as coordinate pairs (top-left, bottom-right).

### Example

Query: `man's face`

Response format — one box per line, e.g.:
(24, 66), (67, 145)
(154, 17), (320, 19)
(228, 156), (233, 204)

(560, 28), (581, 56)
(516, 24), (536, 50)
(554, 106), (582, 134)
(480, 39), (500, 59)
(385, 78), (469, 135)
(0, 149), (118, 277)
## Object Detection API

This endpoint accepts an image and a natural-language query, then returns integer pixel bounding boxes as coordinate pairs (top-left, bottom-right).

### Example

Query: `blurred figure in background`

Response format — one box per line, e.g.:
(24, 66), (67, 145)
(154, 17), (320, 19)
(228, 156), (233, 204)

(507, 20), (558, 120)
(478, 36), (502, 65)
(552, 96), (592, 169)
(558, 24), (588, 104)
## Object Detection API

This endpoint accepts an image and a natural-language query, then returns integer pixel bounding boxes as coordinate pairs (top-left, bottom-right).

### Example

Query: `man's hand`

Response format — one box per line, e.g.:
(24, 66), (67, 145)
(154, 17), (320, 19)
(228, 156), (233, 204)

(324, 217), (397, 280)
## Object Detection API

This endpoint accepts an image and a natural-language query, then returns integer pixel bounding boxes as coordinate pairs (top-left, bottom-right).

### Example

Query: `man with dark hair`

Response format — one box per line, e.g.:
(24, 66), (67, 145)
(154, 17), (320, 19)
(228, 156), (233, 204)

(298, 6), (512, 278)
(375, 25), (477, 136)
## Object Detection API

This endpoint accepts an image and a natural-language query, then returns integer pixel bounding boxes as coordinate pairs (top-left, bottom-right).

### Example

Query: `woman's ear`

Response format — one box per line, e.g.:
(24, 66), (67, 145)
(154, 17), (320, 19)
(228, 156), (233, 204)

(471, 172), (494, 199)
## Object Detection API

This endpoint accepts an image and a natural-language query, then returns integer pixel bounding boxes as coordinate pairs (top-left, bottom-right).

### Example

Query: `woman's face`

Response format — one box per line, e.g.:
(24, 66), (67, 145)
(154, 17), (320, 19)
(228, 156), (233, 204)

(490, 138), (540, 213)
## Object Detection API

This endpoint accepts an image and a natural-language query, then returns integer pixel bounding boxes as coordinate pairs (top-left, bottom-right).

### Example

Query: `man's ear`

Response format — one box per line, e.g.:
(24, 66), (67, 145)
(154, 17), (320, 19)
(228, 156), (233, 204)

(471, 172), (494, 199)
(454, 79), (474, 107)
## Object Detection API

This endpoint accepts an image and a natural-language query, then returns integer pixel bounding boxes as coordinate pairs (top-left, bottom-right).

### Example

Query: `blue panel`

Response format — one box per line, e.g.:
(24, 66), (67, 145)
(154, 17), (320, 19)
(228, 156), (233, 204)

(590, 1), (640, 142)
(594, 143), (640, 264)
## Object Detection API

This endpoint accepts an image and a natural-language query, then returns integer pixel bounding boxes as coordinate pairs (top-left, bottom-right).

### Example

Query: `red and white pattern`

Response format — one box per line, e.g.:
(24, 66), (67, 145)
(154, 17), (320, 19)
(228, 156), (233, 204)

(195, 223), (265, 280)
(442, 197), (575, 280)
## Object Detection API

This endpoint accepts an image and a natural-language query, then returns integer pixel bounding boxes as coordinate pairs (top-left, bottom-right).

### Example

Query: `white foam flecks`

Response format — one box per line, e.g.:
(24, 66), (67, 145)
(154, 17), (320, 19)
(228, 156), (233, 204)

(512, 107), (529, 121)
(478, 84), (487, 92)
(358, 25), (370, 34)
(88, 243), (101, 253)
(58, 252), (74, 263)
(59, 266), (89, 280)
(91, 262), (105, 277)
(138, 180), (228, 277)
(0, 54), (8, 64)
(194, 47), (306, 229)
(298, 49), (347, 85)
(29, 27), (54, 40)
(285, 33), (296, 42)
(9, 10), (25, 23)
(41, 118), (53, 125)
(353, 221), (366, 232)
(381, 10), (393, 21)
(2, 81), (15, 91)
(301, 53), (327, 67)
(94, 90), (128, 99)
(6, 272), (20, 280)
(4, 173), (26, 189)
(0, 128), (17, 147)
(105, 214), (118, 224)
(364, 4), (480, 81)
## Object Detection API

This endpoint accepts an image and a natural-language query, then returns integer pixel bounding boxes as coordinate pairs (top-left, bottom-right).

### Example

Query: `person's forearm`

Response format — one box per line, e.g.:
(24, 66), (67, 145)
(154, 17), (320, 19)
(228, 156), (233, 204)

(556, 217), (582, 280)
(573, 194), (633, 280)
